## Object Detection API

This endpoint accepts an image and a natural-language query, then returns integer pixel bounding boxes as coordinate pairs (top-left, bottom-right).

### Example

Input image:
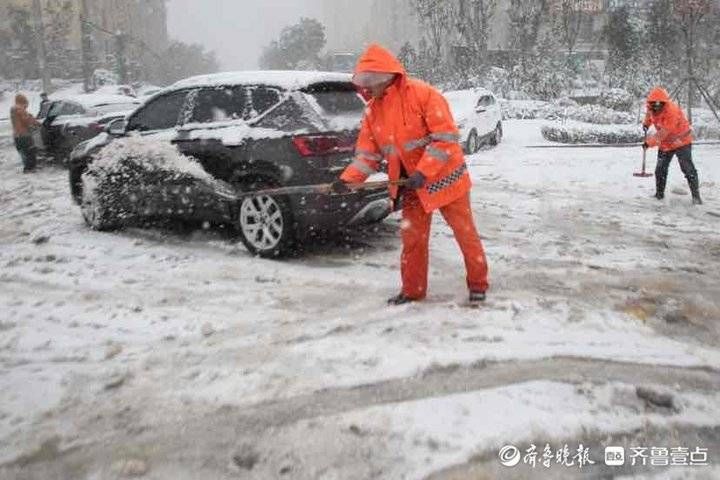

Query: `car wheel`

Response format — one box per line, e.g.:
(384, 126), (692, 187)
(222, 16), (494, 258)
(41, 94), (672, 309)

(69, 164), (86, 205)
(235, 182), (295, 258)
(489, 122), (503, 146)
(465, 129), (479, 154)
(80, 172), (120, 231)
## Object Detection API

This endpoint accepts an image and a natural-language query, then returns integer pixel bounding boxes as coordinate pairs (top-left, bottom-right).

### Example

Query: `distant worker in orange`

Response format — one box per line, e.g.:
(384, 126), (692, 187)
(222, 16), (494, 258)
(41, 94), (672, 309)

(333, 44), (489, 305)
(642, 87), (702, 205)
(10, 94), (41, 173)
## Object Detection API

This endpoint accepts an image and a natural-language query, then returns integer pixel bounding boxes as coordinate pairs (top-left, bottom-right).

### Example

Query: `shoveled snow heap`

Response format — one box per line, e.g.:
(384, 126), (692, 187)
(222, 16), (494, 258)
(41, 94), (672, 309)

(82, 135), (225, 225)
(87, 134), (213, 182)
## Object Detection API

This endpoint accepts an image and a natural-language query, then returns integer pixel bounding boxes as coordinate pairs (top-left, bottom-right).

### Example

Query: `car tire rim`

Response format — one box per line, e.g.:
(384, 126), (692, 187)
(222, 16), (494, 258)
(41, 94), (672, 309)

(239, 195), (284, 251)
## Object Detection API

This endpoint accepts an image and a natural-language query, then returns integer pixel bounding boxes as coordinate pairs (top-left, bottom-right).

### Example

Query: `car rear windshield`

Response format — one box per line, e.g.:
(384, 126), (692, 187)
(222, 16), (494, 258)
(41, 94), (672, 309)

(303, 82), (364, 131)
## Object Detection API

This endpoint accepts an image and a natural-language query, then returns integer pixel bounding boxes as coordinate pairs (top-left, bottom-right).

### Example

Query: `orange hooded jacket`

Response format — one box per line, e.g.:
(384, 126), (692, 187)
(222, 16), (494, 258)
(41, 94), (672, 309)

(643, 87), (693, 152)
(340, 44), (471, 213)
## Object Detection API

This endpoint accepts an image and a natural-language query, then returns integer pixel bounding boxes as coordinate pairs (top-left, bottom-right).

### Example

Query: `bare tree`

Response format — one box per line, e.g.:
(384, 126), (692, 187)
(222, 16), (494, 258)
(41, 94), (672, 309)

(43, 0), (76, 78)
(411, 0), (456, 62)
(551, 0), (585, 57)
(673, 0), (715, 123)
(508, 0), (548, 56)
(455, 0), (498, 62)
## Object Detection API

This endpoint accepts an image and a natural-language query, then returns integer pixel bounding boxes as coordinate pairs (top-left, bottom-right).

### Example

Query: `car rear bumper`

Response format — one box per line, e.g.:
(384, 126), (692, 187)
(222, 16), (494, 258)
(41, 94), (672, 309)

(291, 187), (391, 233)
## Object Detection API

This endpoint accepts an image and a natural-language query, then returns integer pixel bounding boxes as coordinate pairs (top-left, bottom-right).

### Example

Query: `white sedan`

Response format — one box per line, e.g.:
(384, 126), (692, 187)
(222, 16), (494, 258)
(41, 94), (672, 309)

(445, 88), (503, 154)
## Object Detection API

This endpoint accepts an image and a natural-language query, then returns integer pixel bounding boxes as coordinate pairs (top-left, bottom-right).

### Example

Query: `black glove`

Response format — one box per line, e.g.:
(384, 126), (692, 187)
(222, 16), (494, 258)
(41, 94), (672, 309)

(330, 179), (352, 194)
(642, 142), (649, 150)
(405, 171), (426, 190)
(642, 125), (649, 135)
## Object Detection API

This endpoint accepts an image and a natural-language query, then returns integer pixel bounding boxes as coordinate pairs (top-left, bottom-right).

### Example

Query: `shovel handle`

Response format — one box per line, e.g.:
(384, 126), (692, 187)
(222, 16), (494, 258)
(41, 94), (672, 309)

(216, 178), (408, 201)
(347, 179), (407, 191)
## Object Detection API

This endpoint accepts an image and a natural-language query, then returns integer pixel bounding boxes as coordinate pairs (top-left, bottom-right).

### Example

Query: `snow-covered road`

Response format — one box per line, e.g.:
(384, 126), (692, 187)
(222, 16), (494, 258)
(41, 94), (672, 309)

(1, 121), (719, 479)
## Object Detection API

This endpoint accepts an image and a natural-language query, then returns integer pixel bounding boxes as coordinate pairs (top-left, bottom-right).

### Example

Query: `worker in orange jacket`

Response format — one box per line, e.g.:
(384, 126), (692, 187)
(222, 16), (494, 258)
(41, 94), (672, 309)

(642, 87), (701, 205)
(333, 44), (489, 305)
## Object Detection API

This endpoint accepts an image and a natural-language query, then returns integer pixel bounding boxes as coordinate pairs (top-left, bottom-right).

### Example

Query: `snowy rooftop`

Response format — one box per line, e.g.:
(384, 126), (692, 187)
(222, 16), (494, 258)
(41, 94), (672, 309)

(171, 70), (353, 91)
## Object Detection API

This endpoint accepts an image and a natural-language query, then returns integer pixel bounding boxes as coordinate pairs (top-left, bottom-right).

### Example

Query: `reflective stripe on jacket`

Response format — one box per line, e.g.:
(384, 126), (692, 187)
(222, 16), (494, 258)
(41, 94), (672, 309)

(340, 44), (471, 213)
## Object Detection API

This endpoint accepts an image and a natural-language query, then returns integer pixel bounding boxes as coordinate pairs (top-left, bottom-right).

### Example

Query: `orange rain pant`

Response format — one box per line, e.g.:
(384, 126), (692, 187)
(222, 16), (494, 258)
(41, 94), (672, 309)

(401, 192), (489, 299)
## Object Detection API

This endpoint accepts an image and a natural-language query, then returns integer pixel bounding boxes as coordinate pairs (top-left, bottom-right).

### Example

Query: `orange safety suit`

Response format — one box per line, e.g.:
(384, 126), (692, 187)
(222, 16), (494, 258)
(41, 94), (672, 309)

(643, 87), (693, 152)
(341, 44), (489, 299)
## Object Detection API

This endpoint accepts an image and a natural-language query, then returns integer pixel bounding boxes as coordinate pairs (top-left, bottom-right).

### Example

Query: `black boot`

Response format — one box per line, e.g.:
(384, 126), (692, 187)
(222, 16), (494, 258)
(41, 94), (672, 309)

(688, 175), (702, 205)
(387, 293), (418, 305)
(469, 291), (486, 303)
(654, 175), (666, 200)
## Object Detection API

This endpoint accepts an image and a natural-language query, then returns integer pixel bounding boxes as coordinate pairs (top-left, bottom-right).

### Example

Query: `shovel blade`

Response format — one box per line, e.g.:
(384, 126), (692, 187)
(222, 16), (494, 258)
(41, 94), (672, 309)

(633, 172), (654, 177)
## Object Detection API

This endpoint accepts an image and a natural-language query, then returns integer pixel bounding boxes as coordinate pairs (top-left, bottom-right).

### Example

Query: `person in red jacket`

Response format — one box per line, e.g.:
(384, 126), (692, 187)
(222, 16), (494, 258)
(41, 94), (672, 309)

(642, 87), (701, 205)
(10, 94), (40, 173)
(333, 44), (489, 305)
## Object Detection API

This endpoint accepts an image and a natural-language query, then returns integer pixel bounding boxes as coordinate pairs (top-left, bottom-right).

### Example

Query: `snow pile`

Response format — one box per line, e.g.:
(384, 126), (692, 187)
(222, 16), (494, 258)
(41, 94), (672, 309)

(89, 135), (213, 182)
(501, 100), (635, 125)
(541, 122), (643, 144)
(82, 135), (223, 226)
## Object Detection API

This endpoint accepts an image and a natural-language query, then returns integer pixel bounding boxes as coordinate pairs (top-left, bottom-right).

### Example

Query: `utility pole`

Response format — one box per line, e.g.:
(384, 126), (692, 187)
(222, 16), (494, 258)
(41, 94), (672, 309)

(80, 0), (93, 92)
(31, 0), (52, 93)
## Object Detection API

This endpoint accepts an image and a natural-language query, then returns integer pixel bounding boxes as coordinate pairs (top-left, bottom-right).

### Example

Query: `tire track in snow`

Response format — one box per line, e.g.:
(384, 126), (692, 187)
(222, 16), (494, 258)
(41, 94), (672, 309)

(5, 356), (718, 475)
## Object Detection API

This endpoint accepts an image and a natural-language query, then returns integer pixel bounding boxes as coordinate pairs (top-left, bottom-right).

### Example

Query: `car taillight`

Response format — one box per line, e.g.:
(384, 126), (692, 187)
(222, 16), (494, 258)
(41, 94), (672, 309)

(89, 122), (104, 133)
(292, 134), (355, 157)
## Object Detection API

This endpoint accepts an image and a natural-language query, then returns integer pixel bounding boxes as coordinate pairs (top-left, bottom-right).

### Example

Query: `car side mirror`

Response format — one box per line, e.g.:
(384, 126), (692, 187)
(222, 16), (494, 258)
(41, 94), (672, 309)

(106, 118), (127, 136)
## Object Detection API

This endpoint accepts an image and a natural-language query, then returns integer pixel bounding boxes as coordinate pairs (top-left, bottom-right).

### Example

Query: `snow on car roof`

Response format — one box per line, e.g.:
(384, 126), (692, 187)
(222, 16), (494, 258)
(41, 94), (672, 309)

(171, 70), (353, 91)
(53, 93), (142, 109)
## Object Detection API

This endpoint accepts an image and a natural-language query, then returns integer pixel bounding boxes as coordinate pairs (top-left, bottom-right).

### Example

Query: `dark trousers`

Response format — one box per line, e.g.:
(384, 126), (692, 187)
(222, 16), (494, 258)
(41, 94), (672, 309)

(655, 144), (700, 198)
(14, 135), (37, 172)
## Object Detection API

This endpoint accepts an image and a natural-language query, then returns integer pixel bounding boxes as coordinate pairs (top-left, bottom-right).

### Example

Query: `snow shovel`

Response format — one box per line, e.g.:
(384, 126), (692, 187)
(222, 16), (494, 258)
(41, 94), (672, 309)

(634, 132), (653, 178)
(212, 179), (407, 201)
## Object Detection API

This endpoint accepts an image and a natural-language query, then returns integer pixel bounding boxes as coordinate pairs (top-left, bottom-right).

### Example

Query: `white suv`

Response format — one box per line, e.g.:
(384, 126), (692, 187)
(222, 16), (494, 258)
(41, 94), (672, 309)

(445, 88), (503, 154)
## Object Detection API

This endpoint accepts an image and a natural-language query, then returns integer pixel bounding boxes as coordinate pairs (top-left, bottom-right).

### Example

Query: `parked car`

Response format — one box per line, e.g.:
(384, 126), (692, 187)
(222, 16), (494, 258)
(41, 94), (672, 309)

(68, 71), (392, 258)
(38, 94), (141, 161)
(94, 84), (138, 98)
(136, 84), (164, 97)
(444, 88), (503, 154)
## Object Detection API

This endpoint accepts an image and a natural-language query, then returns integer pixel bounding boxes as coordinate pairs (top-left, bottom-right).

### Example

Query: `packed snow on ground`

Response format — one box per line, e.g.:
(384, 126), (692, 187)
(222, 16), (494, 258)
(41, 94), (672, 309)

(1, 118), (719, 478)
(301, 381), (720, 479)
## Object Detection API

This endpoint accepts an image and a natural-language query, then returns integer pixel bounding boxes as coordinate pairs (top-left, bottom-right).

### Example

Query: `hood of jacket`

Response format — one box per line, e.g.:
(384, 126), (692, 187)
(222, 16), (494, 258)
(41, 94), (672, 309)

(647, 87), (671, 104)
(355, 44), (406, 78)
